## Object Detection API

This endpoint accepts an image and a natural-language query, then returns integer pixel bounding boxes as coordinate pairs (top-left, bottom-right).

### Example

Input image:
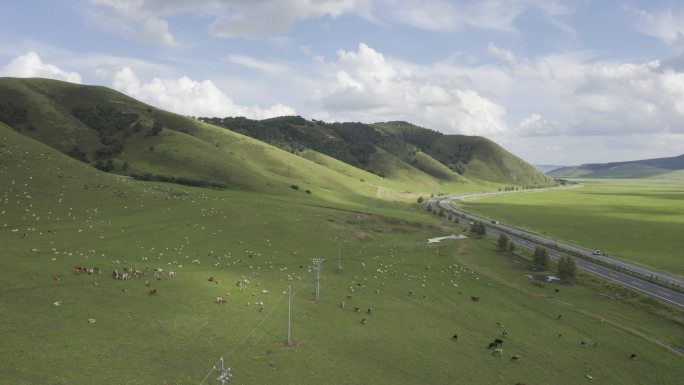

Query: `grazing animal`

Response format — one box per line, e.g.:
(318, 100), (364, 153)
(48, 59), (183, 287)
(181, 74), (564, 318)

(367, 307), (374, 314)
(496, 321), (504, 327)
(339, 301), (345, 308)
(502, 330), (508, 337)
(216, 297), (227, 304)
(408, 290), (415, 296)
(422, 295), (428, 300)
(495, 338), (504, 347)
(452, 334), (458, 341)
(554, 289), (559, 293)
(585, 374), (593, 380)
(557, 314), (563, 320)
(52, 300), (62, 307)
(87, 318), (96, 324)
(511, 355), (522, 362)
(580, 341), (588, 348)
(557, 334), (563, 338)
(149, 289), (158, 295)
(488, 342), (498, 349)
(630, 354), (637, 360)
(471, 296), (480, 302)
(346, 295), (352, 299)
(168, 271), (176, 277)
(208, 276), (214, 282)
(145, 280), (151, 287)
(492, 348), (503, 357)
(354, 307), (361, 313)
(361, 318), (367, 325)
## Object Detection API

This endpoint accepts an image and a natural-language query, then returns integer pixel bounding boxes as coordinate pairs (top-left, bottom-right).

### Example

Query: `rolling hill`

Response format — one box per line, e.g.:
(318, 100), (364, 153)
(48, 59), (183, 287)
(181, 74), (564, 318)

(201, 117), (550, 187)
(0, 77), (550, 203)
(548, 154), (684, 179)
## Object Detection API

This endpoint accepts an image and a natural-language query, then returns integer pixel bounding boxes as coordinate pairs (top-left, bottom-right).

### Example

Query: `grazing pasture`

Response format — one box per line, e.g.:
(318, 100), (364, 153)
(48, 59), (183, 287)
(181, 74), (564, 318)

(1, 131), (683, 385)
(454, 179), (684, 276)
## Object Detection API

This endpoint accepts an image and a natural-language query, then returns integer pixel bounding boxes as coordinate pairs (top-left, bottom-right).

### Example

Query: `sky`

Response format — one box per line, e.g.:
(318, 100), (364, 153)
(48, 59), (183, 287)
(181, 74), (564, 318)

(1, 0), (684, 165)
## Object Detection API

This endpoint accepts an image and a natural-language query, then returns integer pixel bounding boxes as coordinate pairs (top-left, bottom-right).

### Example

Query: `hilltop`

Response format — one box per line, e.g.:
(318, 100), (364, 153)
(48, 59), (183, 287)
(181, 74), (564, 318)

(548, 154), (684, 179)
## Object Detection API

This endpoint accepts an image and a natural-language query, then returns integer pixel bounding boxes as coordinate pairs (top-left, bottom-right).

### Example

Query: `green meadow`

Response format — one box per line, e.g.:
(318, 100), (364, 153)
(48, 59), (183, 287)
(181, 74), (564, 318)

(454, 179), (684, 276)
(2, 123), (683, 385)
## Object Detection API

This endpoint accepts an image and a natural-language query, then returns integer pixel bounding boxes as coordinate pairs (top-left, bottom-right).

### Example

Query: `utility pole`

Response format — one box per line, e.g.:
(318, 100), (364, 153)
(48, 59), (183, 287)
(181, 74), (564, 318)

(336, 242), (343, 273)
(214, 356), (232, 384)
(286, 285), (293, 346)
(312, 258), (324, 302)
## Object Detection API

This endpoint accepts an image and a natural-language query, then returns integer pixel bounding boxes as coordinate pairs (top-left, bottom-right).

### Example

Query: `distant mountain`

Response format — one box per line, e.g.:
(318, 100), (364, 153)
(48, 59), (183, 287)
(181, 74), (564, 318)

(547, 154), (684, 179)
(0, 77), (551, 201)
(533, 164), (566, 174)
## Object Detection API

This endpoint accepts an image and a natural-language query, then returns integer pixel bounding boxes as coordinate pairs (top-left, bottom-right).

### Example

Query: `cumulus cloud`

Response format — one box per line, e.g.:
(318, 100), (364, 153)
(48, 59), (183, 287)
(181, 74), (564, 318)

(312, 43), (509, 136)
(111, 66), (295, 119)
(1, 52), (82, 83)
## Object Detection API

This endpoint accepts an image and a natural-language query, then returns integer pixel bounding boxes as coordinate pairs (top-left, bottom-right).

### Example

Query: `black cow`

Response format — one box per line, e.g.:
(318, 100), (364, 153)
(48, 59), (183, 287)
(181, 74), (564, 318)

(494, 338), (503, 347)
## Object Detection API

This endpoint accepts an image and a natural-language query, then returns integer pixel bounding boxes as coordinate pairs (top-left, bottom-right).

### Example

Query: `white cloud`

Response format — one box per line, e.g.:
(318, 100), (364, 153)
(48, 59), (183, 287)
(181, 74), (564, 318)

(225, 54), (288, 74)
(312, 43), (509, 136)
(384, 0), (573, 33)
(140, 16), (175, 45)
(112, 66), (295, 119)
(517, 114), (558, 136)
(487, 42), (515, 64)
(628, 5), (684, 46)
(89, 0), (370, 40)
(1, 52), (82, 83)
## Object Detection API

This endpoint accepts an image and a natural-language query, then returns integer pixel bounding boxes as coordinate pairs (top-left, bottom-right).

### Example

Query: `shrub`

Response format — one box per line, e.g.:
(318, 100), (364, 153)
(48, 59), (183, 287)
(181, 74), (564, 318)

(290, 184), (299, 190)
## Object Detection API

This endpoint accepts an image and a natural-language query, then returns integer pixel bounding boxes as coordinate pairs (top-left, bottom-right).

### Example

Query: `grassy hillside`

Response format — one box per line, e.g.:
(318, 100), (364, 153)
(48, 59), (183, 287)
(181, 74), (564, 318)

(199, 117), (550, 187)
(0, 77), (499, 205)
(548, 154), (684, 179)
(1, 124), (683, 385)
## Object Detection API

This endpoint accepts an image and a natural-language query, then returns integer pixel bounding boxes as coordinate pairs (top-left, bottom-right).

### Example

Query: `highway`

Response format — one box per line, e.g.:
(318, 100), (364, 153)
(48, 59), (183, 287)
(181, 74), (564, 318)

(429, 196), (684, 309)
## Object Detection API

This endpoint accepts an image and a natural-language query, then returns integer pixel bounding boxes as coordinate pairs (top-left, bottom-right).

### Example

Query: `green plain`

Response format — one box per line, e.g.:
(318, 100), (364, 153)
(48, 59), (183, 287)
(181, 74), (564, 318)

(454, 179), (684, 276)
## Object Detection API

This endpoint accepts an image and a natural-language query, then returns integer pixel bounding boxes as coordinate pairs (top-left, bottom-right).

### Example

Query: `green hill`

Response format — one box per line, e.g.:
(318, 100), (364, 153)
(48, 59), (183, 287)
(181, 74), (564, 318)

(0, 77), (549, 204)
(200, 118), (549, 186)
(548, 154), (684, 179)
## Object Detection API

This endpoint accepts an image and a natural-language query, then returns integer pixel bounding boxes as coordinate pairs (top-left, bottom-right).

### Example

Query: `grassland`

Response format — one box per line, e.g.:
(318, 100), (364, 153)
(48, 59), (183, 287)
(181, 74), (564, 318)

(454, 179), (684, 276)
(2, 124), (683, 385)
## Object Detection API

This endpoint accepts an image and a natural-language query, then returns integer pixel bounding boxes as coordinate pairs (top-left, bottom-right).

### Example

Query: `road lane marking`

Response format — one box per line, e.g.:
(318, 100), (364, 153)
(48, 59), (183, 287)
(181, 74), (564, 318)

(658, 291), (672, 297)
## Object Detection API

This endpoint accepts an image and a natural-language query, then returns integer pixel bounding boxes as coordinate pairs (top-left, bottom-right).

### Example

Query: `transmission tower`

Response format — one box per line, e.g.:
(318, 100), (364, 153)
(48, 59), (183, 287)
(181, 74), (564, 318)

(312, 258), (324, 301)
(214, 356), (232, 384)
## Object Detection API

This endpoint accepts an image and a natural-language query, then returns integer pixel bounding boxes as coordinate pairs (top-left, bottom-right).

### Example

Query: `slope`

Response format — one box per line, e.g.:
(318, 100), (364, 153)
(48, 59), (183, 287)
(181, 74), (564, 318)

(200, 117), (550, 187)
(0, 78), (454, 204)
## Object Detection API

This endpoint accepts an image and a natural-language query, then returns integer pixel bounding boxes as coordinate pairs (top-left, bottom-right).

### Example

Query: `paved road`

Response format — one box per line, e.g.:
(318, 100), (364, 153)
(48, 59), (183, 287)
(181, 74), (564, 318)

(429, 196), (684, 309)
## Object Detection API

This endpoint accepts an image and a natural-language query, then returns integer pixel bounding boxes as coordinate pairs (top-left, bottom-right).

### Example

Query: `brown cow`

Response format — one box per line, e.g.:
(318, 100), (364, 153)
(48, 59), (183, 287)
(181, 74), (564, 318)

(149, 289), (158, 295)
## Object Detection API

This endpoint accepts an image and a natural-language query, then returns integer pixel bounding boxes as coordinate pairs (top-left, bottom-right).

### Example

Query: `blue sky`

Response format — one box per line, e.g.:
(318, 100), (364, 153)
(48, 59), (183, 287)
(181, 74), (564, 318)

(2, 0), (684, 165)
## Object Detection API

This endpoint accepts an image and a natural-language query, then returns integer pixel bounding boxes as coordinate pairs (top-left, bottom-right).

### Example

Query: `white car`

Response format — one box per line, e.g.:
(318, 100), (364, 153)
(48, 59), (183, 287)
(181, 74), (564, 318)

(592, 250), (601, 255)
